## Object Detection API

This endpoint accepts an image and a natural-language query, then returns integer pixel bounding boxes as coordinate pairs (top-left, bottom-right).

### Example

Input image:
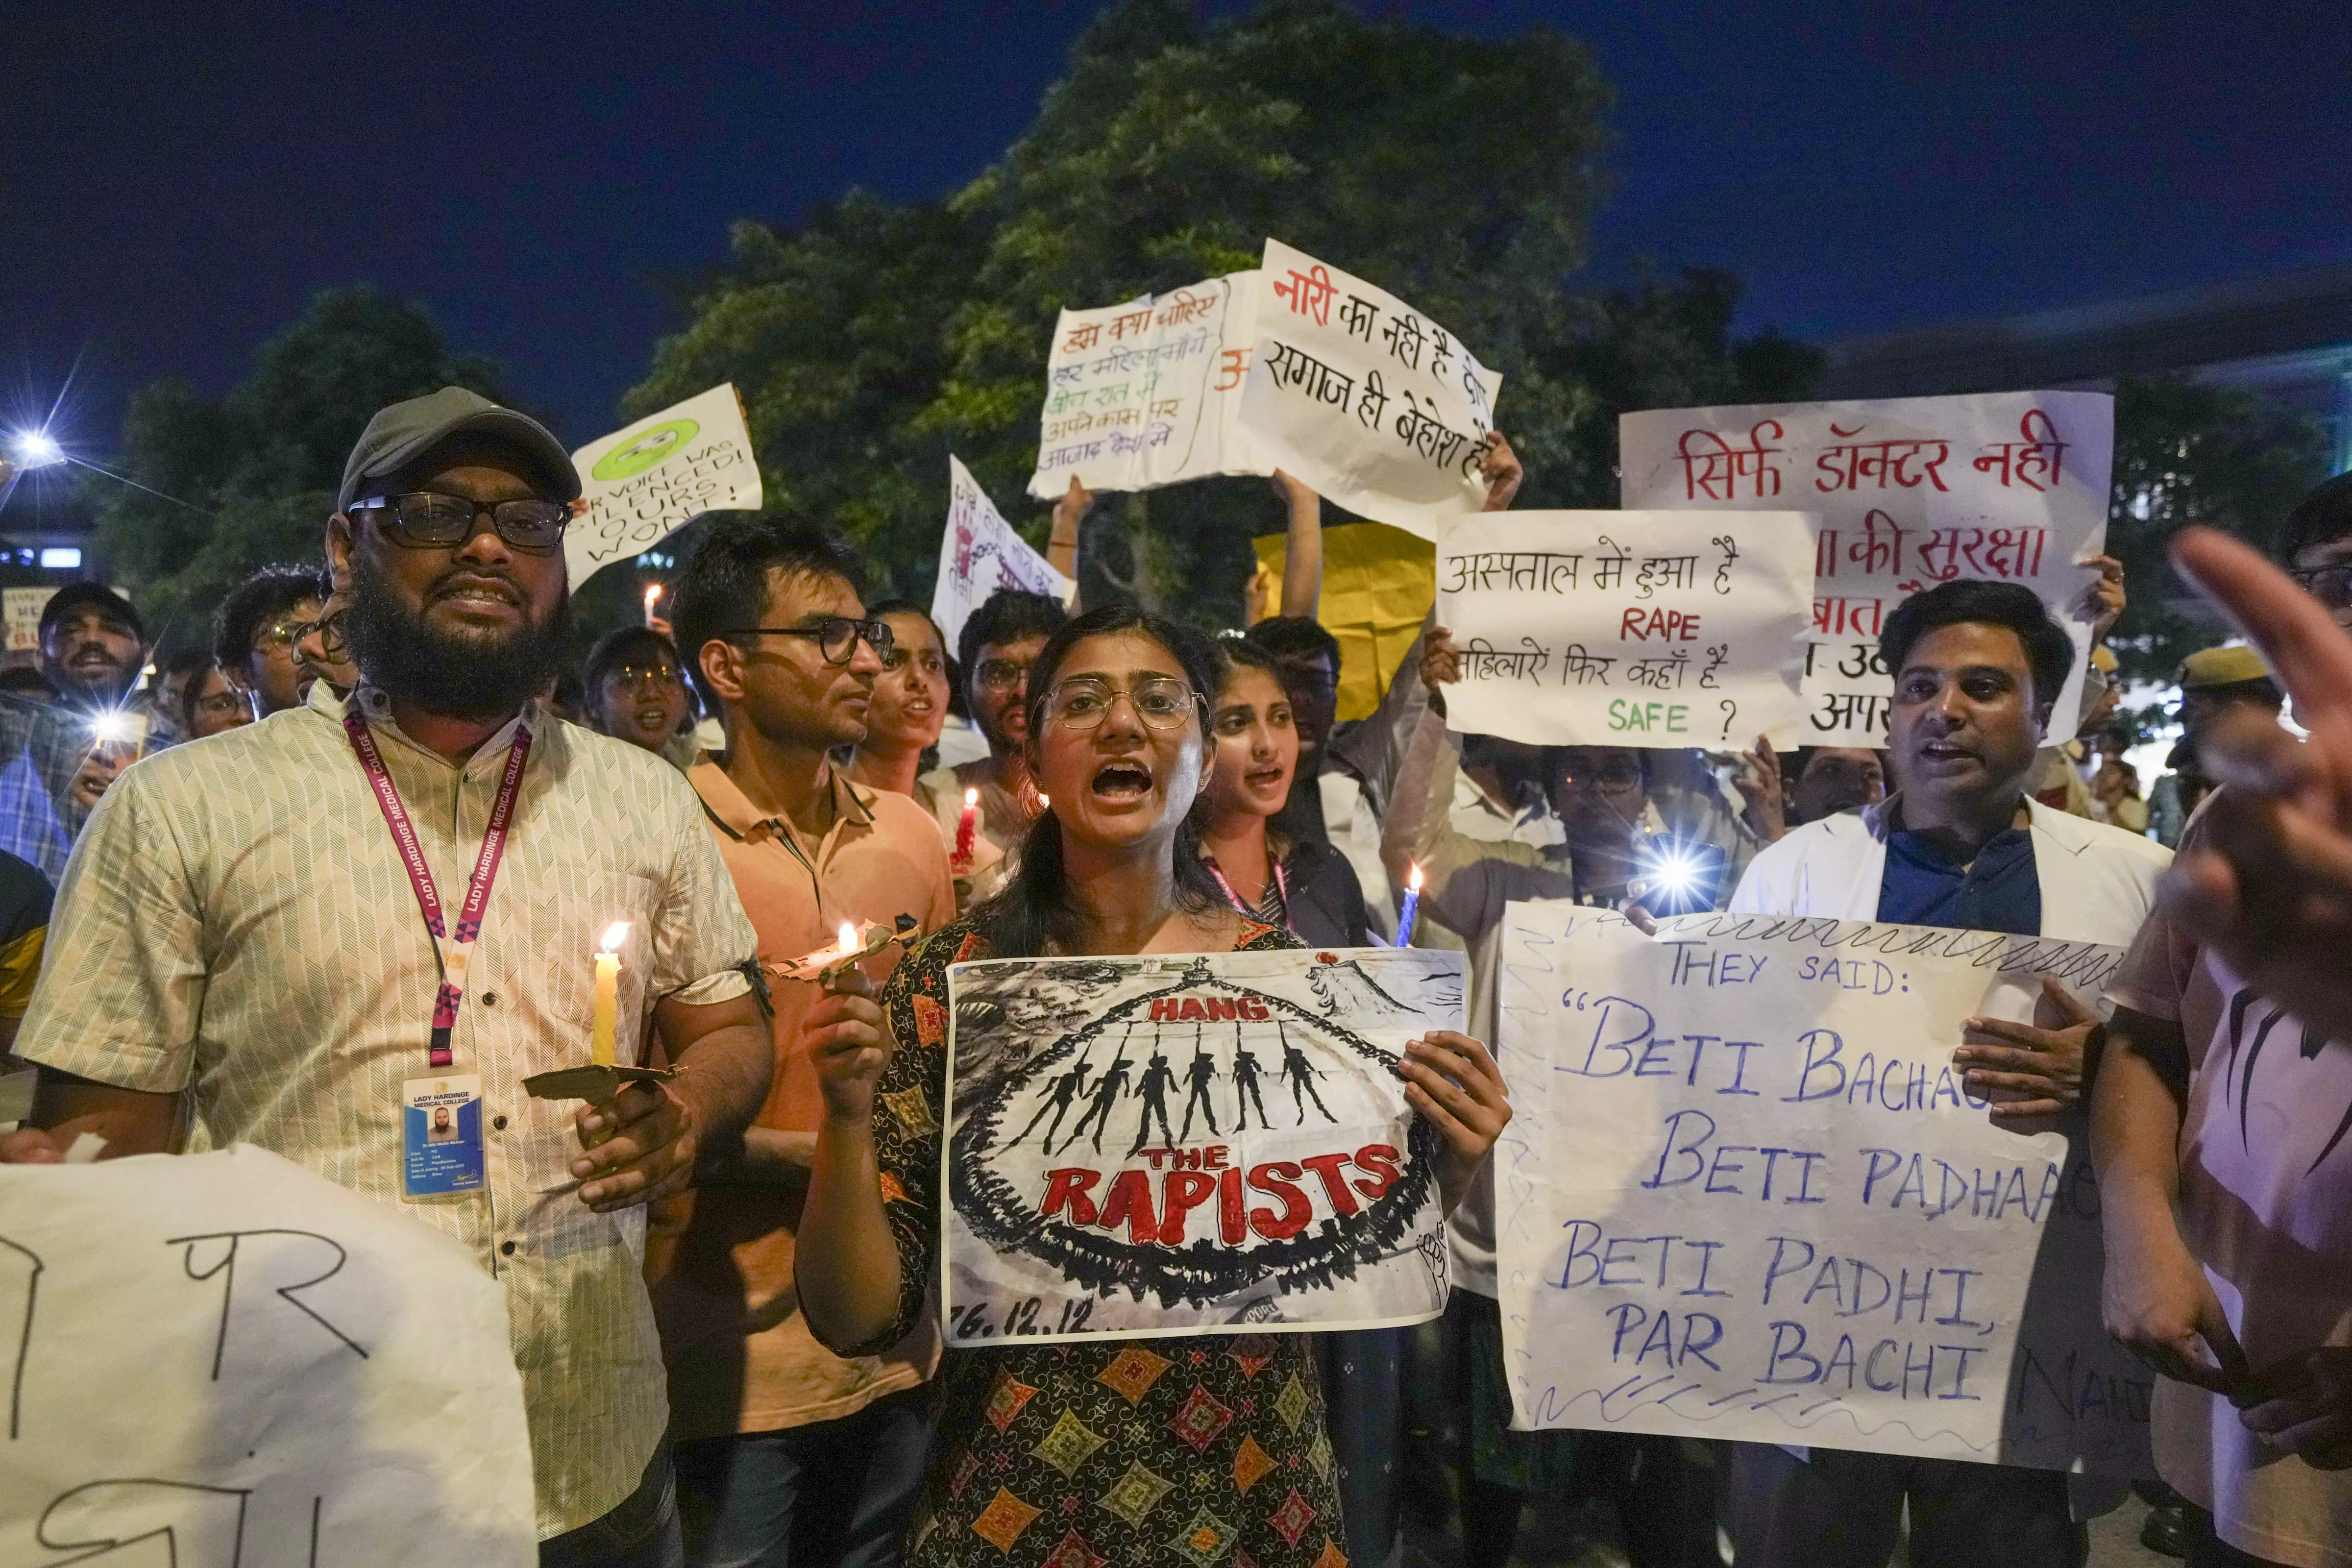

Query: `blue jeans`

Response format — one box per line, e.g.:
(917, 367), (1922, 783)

(674, 1386), (931, 1568)
(540, 1448), (685, 1568)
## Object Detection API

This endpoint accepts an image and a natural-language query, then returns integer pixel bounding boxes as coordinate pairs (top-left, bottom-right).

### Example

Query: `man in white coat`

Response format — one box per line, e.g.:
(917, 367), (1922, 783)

(1725, 577), (2171, 1568)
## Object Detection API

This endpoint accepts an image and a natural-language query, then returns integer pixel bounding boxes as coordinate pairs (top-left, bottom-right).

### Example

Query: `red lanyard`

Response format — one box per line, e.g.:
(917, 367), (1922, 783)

(1204, 855), (1288, 926)
(344, 703), (532, 1068)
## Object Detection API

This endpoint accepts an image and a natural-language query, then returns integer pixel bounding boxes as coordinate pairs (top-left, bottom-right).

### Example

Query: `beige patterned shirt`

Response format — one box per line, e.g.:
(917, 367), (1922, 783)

(18, 680), (759, 1537)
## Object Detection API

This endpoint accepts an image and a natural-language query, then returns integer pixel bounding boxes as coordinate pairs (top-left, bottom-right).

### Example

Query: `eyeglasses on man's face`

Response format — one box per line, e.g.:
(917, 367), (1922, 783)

(2288, 561), (2352, 610)
(349, 491), (570, 554)
(973, 657), (1037, 693)
(292, 612), (348, 661)
(1041, 676), (1201, 731)
(1558, 758), (1643, 792)
(251, 619), (310, 656)
(609, 662), (684, 693)
(726, 616), (894, 666)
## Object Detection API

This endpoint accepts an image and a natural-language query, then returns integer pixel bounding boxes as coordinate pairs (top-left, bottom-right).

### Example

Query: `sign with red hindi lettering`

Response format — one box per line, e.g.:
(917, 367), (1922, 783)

(942, 947), (1461, 1343)
(1620, 392), (2113, 746)
(1241, 240), (1502, 540)
(932, 456), (1075, 654)
(1027, 273), (1270, 498)
(1434, 510), (1815, 748)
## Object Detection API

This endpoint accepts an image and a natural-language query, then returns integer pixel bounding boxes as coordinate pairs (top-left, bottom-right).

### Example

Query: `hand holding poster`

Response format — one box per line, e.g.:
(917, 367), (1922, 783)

(1493, 905), (2149, 1477)
(943, 947), (1463, 1343)
(1433, 510), (1813, 747)
(1241, 240), (1501, 540)
(1027, 273), (1267, 498)
(1620, 392), (2113, 745)
(932, 457), (1076, 654)
(0, 1145), (536, 1563)
(565, 383), (763, 591)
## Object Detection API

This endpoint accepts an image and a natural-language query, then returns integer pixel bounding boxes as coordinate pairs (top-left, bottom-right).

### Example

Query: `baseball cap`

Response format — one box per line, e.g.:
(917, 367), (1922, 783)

(337, 387), (579, 513)
(2177, 645), (2272, 689)
(38, 582), (144, 645)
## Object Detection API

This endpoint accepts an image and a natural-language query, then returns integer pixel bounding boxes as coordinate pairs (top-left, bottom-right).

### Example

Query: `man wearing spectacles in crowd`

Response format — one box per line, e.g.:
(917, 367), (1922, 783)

(916, 588), (1071, 905)
(582, 626), (696, 769)
(216, 562), (331, 716)
(659, 516), (954, 1568)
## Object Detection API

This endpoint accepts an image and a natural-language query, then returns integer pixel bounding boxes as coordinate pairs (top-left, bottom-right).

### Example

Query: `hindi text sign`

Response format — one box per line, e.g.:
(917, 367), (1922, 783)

(566, 383), (763, 591)
(1241, 240), (1501, 540)
(1620, 392), (2113, 745)
(932, 457), (1076, 653)
(943, 947), (1462, 1343)
(1493, 905), (2150, 1476)
(1433, 510), (1813, 747)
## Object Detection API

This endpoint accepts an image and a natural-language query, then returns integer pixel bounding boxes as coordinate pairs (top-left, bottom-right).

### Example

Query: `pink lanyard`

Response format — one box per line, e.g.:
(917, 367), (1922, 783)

(1204, 856), (1289, 926)
(344, 704), (533, 1068)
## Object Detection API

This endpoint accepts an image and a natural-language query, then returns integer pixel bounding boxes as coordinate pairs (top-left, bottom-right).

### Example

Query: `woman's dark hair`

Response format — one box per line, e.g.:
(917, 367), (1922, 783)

(972, 604), (1227, 958)
(1210, 635), (1285, 694)
(1878, 579), (2075, 715)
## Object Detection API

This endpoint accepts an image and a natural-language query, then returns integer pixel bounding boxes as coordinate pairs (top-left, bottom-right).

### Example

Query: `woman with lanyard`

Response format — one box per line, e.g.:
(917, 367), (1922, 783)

(1195, 639), (1374, 947)
(790, 604), (1511, 1568)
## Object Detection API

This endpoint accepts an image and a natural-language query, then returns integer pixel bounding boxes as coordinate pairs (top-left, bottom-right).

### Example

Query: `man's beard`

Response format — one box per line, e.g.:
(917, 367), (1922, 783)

(345, 561), (572, 721)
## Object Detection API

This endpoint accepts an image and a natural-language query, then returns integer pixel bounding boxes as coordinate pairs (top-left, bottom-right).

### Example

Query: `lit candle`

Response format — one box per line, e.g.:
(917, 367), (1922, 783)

(642, 583), (664, 627)
(591, 922), (628, 1066)
(838, 921), (858, 959)
(1035, 793), (1050, 810)
(1396, 864), (1423, 949)
(954, 786), (978, 867)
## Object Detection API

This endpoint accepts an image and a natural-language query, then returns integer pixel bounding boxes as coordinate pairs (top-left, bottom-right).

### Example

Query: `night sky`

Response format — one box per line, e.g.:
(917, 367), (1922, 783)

(6, 0), (2348, 456)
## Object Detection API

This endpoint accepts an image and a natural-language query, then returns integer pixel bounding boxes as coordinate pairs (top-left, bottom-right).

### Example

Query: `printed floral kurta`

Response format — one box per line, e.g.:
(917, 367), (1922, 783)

(853, 915), (1350, 1568)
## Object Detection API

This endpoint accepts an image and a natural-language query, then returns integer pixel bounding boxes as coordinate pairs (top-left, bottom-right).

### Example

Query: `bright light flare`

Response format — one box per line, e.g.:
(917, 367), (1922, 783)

(838, 922), (858, 956)
(599, 922), (631, 953)
(1407, 862), (1424, 893)
(964, 786), (979, 808)
(12, 431), (63, 469)
(89, 711), (135, 746)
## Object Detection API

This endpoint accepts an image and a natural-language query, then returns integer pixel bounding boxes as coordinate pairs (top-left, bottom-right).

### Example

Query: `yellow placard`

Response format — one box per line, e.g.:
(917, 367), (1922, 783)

(1252, 521), (1436, 722)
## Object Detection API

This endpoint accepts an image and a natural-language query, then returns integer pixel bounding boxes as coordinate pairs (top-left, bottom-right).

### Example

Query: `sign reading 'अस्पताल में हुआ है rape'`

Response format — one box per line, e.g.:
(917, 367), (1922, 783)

(941, 947), (1463, 1344)
(1240, 239), (1501, 540)
(1433, 510), (1814, 748)
(1492, 904), (2152, 1478)
(1026, 273), (1269, 499)
(1619, 391), (2113, 747)
(565, 383), (764, 591)
(931, 456), (1075, 655)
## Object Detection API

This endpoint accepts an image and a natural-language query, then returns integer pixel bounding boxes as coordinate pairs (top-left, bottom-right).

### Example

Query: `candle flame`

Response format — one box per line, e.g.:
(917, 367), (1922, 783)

(964, 787), (979, 807)
(838, 922), (858, 955)
(1035, 793), (1050, 809)
(599, 922), (630, 953)
(1408, 863), (1424, 892)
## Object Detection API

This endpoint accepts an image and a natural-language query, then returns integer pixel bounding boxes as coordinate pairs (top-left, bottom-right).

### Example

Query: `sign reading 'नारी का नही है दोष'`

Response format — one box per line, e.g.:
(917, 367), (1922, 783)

(932, 456), (1076, 655)
(1240, 239), (1502, 541)
(1618, 390), (2113, 747)
(0, 1144), (538, 1565)
(1027, 272), (1269, 499)
(1490, 903), (2152, 1479)
(1432, 509), (1815, 748)
(938, 947), (1464, 1344)
(564, 383), (764, 592)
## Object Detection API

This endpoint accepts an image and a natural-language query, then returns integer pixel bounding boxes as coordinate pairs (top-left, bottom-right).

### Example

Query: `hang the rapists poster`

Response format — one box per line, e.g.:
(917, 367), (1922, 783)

(566, 383), (764, 590)
(932, 456), (1075, 654)
(1619, 392), (2113, 746)
(1241, 240), (1502, 540)
(1433, 510), (1815, 748)
(1492, 904), (2150, 1477)
(943, 947), (1463, 1344)
(1027, 272), (1268, 498)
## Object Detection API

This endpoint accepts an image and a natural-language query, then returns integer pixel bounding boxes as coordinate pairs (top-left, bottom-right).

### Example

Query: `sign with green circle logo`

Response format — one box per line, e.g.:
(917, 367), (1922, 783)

(591, 418), (699, 482)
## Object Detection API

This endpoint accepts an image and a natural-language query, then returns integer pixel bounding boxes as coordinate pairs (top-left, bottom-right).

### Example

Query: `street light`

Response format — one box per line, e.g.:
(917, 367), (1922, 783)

(10, 431), (64, 469)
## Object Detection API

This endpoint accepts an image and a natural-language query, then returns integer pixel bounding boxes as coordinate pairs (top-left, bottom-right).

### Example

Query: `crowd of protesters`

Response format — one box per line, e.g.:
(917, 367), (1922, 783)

(0, 385), (2345, 1568)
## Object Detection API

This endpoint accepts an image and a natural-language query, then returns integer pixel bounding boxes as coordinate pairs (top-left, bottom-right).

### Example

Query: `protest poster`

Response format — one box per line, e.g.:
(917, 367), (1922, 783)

(942, 947), (1463, 1344)
(1241, 239), (1501, 540)
(1621, 392), (2113, 746)
(932, 456), (1076, 654)
(1026, 272), (1268, 498)
(1432, 510), (1814, 748)
(2, 588), (54, 653)
(1492, 904), (2151, 1476)
(0, 1144), (536, 1563)
(565, 383), (763, 590)
(1252, 520), (1435, 722)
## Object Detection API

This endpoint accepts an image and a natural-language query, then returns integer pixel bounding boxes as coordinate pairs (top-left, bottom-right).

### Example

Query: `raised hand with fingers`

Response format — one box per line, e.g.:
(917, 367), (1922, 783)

(1736, 733), (1786, 844)
(805, 965), (894, 1126)
(1397, 1030), (1510, 1216)
(1478, 433), (1523, 512)
(1956, 974), (2101, 1119)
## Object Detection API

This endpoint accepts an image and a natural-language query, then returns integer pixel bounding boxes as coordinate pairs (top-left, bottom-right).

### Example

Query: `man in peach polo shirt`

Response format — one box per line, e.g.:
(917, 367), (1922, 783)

(658, 517), (955, 1568)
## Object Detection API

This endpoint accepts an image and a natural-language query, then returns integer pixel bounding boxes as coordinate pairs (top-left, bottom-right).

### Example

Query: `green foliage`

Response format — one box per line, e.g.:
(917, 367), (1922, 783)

(2105, 374), (2332, 685)
(93, 286), (505, 652)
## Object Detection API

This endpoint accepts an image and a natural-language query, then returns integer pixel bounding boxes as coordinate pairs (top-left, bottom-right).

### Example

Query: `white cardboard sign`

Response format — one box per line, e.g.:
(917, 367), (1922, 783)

(932, 456), (1076, 654)
(566, 383), (763, 590)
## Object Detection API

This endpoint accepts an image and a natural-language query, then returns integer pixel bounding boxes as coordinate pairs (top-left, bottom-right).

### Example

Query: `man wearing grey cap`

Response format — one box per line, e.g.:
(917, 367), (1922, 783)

(2, 387), (776, 1566)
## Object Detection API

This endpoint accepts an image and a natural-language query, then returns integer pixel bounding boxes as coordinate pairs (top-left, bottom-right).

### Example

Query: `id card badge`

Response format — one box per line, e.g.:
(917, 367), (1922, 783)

(403, 1074), (487, 1200)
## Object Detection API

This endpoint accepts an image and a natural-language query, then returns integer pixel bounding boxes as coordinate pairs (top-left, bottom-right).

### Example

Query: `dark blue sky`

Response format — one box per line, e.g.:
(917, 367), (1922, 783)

(6, 0), (2348, 454)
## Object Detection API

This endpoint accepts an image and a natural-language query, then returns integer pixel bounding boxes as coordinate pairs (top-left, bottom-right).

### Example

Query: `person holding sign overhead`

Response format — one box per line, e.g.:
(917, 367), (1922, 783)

(791, 603), (1512, 1568)
(1723, 577), (2171, 1568)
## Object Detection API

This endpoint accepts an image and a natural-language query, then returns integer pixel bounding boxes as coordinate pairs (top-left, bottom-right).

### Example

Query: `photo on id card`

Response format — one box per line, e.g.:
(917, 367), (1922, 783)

(403, 1073), (486, 1199)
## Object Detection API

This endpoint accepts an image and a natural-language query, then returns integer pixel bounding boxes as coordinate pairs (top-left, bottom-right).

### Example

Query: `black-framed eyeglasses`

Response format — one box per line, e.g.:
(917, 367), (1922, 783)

(2288, 562), (2352, 609)
(1042, 675), (1202, 731)
(1559, 759), (1644, 791)
(974, 657), (1033, 692)
(292, 612), (348, 661)
(349, 491), (570, 554)
(727, 617), (894, 666)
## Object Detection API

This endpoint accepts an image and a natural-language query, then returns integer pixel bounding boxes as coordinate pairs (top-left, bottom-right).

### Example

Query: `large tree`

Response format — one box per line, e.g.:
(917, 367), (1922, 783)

(92, 286), (505, 650)
(629, 0), (1815, 619)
